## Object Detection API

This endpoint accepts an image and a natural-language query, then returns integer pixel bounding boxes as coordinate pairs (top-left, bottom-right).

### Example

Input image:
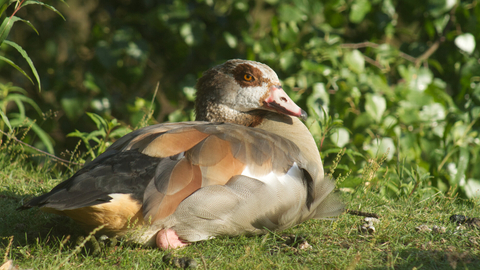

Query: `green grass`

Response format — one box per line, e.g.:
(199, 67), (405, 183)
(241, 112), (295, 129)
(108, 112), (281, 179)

(1, 145), (479, 269)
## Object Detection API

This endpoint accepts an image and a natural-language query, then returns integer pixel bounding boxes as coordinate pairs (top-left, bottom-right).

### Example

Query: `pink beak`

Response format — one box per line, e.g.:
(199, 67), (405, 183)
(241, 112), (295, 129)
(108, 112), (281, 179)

(263, 86), (307, 120)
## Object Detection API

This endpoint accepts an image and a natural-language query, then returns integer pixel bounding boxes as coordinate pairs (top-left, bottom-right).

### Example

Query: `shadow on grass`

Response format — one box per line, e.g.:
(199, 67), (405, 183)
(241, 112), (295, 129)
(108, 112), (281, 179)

(0, 190), (84, 249)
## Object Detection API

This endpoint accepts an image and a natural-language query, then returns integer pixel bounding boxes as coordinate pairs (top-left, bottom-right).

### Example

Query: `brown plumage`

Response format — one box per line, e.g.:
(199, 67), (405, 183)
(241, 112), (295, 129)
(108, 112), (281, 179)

(19, 59), (344, 249)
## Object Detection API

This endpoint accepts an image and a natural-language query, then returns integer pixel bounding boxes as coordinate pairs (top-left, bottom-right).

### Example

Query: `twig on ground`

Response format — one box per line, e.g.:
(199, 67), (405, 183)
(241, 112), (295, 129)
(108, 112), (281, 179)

(346, 209), (380, 219)
(3, 236), (14, 263)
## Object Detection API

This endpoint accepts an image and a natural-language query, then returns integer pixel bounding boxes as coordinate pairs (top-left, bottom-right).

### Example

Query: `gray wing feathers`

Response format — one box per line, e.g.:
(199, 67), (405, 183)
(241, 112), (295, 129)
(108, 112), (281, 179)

(159, 174), (342, 243)
(162, 176), (282, 242)
(309, 176), (345, 219)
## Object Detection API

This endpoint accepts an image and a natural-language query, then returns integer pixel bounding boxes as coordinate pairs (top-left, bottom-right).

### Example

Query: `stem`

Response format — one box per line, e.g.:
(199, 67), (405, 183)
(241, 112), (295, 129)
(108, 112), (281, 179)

(0, 129), (82, 166)
(10, 0), (26, 18)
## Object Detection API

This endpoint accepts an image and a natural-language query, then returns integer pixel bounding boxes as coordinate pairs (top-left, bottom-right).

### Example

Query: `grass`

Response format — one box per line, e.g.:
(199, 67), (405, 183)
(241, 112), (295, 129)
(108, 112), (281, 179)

(1, 142), (479, 269)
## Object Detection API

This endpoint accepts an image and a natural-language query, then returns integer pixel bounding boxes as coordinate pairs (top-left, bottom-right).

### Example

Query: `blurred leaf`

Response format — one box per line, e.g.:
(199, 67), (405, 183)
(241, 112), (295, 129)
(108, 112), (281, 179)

(279, 50), (295, 71)
(0, 16), (18, 44)
(382, 0), (395, 17)
(91, 101), (110, 117)
(28, 118), (54, 154)
(0, 0), (8, 16)
(12, 98), (26, 121)
(368, 74), (390, 95)
(95, 41), (116, 69)
(223, 32), (237, 48)
(83, 72), (101, 93)
(8, 114), (54, 154)
(278, 4), (305, 22)
(22, 0), (65, 20)
(61, 94), (87, 120)
(344, 50), (364, 74)
(400, 66), (433, 91)
(414, 68), (434, 91)
(180, 23), (194, 46)
(0, 109), (12, 131)
(366, 137), (395, 161)
(353, 113), (373, 128)
(454, 146), (469, 188)
(419, 103), (445, 122)
(428, 0), (456, 18)
(3, 93), (43, 115)
(3, 40), (41, 91)
(301, 60), (330, 74)
(0, 56), (34, 85)
(433, 14), (449, 34)
(365, 93), (386, 123)
(382, 115), (397, 129)
(464, 178), (480, 198)
(452, 121), (468, 143)
(330, 128), (350, 148)
(168, 109), (189, 122)
(307, 83), (329, 118)
(0, 16), (38, 45)
(86, 112), (108, 133)
(109, 126), (132, 139)
(349, 0), (371, 23)
(454, 33), (476, 55)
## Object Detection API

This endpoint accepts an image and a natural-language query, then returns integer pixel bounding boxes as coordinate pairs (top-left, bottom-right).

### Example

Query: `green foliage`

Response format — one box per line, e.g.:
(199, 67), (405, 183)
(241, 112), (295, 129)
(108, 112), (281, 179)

(232, 0), (480, 199)
(0, 0), (49, 89)
(2, 1), (480, 268)
(0, 1), (479, 199)
(0, 0), (65, 154)
(68, 112), (131, 160)
(0, 83), (54, 153)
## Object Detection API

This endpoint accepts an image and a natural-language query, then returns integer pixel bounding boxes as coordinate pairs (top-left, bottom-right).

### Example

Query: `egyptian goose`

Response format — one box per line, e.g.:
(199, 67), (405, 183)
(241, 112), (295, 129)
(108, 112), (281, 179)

(20, 59), (344, 249)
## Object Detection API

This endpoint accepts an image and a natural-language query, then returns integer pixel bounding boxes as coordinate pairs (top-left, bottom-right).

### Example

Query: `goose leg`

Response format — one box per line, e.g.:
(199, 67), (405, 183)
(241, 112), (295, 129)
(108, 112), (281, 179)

(156, 228), (189, 250)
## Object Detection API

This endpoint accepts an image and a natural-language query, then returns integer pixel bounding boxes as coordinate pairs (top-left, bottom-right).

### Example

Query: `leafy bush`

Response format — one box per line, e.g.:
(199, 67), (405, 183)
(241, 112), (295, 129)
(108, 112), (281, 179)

(1, 0), (479, 197)
(0, 0), (66, 154)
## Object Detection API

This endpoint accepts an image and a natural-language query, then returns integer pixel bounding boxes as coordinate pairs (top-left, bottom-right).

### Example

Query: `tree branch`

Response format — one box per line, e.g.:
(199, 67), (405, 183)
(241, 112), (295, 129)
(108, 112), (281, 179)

(362, 55), (384, 70)
(340, 40), (440, 68)
(414, 39), (441, 68)
(340, 42), (379, 49)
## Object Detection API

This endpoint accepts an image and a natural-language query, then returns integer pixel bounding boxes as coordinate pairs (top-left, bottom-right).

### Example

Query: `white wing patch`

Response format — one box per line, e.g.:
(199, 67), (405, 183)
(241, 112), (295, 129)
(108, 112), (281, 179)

(241, 162), (303, 186)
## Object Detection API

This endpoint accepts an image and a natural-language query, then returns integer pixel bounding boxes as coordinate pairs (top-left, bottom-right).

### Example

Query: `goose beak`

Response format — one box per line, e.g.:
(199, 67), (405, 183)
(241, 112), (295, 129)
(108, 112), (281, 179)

(263, 86), (308, 120)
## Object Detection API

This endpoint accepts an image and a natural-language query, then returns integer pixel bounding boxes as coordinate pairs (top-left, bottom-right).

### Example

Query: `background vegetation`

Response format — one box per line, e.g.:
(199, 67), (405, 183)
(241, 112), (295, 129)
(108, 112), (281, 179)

(2, 0), (480, 198)
(2, 0), (480, 197)
(1, 0), (480, 269)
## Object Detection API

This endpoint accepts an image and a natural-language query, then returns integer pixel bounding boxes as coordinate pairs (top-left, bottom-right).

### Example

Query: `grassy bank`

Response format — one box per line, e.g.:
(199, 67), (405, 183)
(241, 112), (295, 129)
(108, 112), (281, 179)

(1, 145), (479, 270)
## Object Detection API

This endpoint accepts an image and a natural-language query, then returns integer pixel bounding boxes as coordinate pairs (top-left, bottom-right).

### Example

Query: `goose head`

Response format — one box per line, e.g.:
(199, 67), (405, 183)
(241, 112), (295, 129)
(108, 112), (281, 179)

(194, 59), (307, 126)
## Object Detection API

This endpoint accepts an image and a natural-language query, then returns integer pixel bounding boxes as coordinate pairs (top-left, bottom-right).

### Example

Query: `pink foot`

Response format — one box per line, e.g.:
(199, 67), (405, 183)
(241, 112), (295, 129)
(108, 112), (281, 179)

(156, 229), (189, 250)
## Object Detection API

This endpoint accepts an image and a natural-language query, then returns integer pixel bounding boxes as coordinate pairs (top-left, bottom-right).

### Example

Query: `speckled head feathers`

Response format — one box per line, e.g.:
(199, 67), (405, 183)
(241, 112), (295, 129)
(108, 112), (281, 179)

(194, 59), (283, 125)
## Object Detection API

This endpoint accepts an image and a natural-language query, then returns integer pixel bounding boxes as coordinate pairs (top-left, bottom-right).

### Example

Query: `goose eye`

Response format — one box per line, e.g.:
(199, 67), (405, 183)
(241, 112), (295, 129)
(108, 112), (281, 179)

(243, 74), (253, 81)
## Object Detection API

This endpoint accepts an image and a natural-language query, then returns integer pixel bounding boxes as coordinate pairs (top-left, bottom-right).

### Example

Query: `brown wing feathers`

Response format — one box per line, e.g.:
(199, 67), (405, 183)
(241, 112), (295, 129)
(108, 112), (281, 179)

(139, 123), (306, 223)
(143, 158), (203, 221)
(142, 128), (209, 158)
(193, 124), (302, 174)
